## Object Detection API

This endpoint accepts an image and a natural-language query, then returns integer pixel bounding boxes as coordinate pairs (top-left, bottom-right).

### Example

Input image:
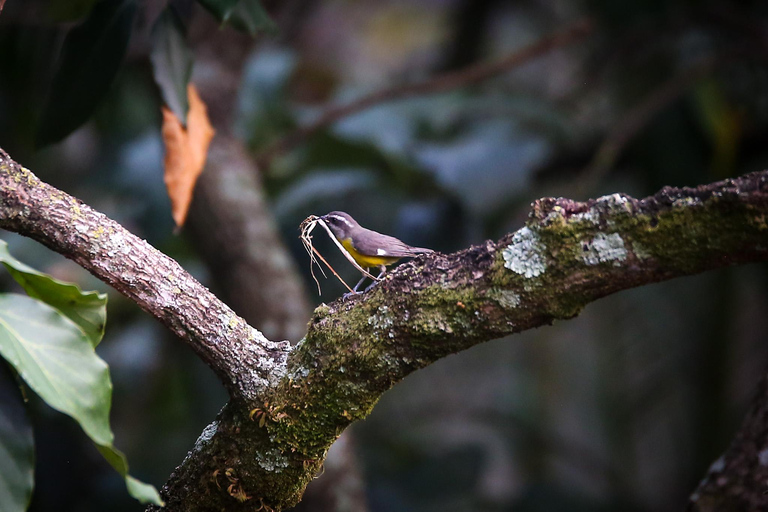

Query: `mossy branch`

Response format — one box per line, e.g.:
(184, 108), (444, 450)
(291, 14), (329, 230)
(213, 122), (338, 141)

(269, 173), (768, 476)
(2, 146), (768, 510)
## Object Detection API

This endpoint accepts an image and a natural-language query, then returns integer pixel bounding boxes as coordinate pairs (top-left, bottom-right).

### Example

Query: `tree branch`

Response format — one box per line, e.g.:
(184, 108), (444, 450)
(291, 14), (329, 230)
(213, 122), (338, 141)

(0, 148), (290, 401)
(257, 18), (594, 164)
(2, 146), (768, 510)
(687, 368), (768, 510)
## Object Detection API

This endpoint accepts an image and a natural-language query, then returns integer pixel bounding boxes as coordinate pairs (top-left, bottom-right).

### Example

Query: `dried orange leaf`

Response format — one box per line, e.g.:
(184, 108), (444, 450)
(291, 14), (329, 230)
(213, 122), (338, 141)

(161, 84), (215, 227)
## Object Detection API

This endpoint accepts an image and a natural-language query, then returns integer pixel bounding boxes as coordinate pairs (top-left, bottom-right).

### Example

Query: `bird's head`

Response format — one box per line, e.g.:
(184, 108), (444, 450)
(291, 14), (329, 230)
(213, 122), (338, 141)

(321, 211), (359, 240)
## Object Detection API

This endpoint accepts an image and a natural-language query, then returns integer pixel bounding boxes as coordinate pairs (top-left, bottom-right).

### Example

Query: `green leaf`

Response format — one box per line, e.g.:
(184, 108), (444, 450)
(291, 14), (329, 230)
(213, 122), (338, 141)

(0, 368), (35, 512)
(150, 7), (193, 125)
(36, 0), (138, 147)
(0, 294), (112, 443)
(0, 240), (107, 347)
(227, 0), (277, 36)
(96, 445), (164, 505)
(0, 294), (163, 506)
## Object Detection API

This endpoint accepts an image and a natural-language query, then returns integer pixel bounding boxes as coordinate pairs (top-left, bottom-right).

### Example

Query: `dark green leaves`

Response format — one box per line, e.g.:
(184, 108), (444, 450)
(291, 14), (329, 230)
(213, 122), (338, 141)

(0, 294), (114, 444)
(36, 0), (137, 147)
(151, 7), (193, 125)
(0, 240), (107, 347)
(0, 368), (34, 512)
(0, 241), (163, 506)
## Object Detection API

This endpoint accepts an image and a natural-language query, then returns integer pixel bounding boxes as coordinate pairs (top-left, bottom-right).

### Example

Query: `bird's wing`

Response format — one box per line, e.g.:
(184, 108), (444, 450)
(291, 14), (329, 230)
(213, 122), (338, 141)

(352, 229), (433, 258)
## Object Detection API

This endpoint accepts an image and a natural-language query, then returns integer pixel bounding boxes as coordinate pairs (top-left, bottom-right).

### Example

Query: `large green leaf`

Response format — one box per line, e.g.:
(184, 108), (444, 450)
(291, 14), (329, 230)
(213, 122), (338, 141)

(0, 368), (34, 512)
(0, 294), (162, 506)
(0, 240), (107, 347)
(150, 7), (193, 125)
(0, 294), (112, 443)
(36, 0), (138, 147)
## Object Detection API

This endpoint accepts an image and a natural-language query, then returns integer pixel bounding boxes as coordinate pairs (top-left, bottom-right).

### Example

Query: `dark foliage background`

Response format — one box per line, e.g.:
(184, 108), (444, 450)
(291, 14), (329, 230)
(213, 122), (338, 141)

(2, 0), (768, 511)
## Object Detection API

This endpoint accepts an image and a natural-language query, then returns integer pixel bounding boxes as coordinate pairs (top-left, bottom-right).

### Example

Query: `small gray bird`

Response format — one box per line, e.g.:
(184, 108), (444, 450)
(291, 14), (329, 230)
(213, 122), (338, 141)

(321, 211), (433, 294)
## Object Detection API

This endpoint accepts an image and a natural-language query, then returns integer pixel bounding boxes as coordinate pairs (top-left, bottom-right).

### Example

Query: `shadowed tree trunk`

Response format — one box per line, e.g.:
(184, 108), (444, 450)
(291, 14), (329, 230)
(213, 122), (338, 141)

(185, 13), (369, 511)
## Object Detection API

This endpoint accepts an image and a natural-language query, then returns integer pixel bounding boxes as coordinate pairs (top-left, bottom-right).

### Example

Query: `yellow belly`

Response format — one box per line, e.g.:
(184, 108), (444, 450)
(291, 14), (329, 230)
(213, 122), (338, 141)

(341, 238), (400, 268)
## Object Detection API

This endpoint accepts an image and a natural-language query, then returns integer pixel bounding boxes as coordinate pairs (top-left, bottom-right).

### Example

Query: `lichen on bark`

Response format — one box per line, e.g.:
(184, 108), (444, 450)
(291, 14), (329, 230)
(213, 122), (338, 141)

(3, 147), (768, 510)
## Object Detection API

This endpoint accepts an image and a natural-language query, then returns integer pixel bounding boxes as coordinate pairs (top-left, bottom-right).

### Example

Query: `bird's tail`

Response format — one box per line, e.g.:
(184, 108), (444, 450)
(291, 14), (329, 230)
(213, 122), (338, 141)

(408, 246), (434, 255)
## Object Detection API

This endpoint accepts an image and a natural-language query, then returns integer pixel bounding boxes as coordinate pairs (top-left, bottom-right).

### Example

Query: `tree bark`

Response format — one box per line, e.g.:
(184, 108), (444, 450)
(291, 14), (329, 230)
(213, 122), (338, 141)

(2, 147), (768, 510)
(186, 12), (367, 511)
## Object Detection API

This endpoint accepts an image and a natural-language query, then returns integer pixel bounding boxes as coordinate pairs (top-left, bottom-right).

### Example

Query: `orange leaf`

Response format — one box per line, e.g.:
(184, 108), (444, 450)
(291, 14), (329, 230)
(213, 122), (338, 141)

(161, 84), (215, 227)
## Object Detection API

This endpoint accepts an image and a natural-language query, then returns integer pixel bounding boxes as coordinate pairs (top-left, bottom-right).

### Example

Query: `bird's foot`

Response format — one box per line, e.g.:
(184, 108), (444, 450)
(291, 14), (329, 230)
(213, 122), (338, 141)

(342, 290), (361, 300)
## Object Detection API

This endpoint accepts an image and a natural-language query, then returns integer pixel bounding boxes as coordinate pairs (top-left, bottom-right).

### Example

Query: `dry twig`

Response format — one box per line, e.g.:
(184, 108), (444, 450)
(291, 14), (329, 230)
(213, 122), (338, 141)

(300, 215), (378, 295)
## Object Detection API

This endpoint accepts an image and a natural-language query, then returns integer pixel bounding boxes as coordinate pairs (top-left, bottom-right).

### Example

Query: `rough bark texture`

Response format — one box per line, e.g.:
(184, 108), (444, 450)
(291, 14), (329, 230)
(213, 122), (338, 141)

(2, 147), (768, 510)
(0, 149), (289, 401)
(688, 372), (768, 511)
(187, 136), (311, 343)
(187, 13), (366, 511)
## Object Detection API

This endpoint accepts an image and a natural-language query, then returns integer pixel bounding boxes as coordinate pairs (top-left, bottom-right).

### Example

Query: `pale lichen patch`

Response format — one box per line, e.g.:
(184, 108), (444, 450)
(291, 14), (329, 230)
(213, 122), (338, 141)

(367, 306), (393, 330)
(488, 288), (521, 309)
(572, 209), (600, 225)
(254, 447), (290, 472)
(190, 420), (218, 456)
(673, 196), (701, 208)
(581, 233), (627, 266)
(542, 206), (566, 226)
(502, 227), (547, 278)
(596, 193), (630, 210)
(632, 242), (652, 260)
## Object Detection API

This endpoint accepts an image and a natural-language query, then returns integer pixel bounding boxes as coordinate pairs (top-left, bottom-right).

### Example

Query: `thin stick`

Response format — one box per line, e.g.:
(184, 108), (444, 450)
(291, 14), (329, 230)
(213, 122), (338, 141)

(258, 18), (593, 164)
(313, 219), (377, 281)
(309, 245), (354, 294)
(300, 216), (378, 296)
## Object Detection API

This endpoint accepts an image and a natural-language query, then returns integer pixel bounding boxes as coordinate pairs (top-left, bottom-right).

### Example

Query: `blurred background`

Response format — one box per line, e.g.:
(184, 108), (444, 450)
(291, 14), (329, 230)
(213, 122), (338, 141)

(2, 0), (768, 511)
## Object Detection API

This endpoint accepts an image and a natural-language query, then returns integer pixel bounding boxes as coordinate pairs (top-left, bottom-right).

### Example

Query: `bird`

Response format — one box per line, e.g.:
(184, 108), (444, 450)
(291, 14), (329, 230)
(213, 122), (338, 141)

(320, 211), (434, 294)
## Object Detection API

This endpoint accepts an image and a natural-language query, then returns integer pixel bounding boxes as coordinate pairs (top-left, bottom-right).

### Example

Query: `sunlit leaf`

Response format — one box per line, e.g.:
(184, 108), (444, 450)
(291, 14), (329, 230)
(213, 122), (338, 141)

(0, 369), (34, 512)
(0, 294), (162, 506)
(162, 84), (216, 227)
(0, 240), (107, 347)
(36, 0), (137, 147)
(150, 6), (193, 125)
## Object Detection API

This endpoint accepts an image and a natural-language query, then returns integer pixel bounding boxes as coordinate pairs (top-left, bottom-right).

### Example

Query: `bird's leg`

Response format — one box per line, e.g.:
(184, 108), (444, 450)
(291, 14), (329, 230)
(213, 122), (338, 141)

(343, 274), (368, 299)
(363, 266), (387, 293)
(352, 274), (367, 293)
